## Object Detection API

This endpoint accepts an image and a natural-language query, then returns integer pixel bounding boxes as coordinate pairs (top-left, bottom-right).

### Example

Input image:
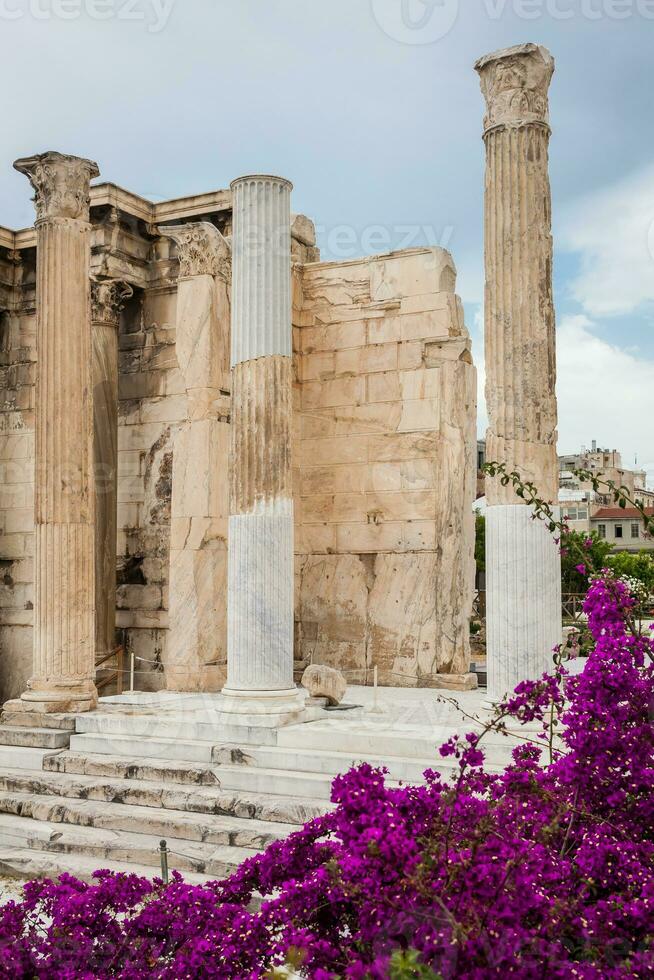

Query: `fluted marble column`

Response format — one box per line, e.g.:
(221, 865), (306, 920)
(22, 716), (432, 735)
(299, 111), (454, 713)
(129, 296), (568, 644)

(14, 151), (99, 712)
(222, 175), (302, 717)
(158, 223), (231, 693)
(475, 45), (562, 700)
(91, 279), (132, 664)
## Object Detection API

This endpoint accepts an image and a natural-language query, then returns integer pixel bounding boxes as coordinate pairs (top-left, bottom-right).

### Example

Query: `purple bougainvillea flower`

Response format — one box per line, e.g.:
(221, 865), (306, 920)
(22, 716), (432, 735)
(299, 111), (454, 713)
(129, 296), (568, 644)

(0, 570), (651, 978)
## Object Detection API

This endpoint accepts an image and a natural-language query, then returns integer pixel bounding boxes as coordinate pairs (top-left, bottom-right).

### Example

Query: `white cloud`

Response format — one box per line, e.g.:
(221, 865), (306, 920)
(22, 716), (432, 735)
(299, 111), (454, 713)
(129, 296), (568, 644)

(474, 312), (654, 487)
(556, 315), (654, 484)
(560, 164), (654, 317)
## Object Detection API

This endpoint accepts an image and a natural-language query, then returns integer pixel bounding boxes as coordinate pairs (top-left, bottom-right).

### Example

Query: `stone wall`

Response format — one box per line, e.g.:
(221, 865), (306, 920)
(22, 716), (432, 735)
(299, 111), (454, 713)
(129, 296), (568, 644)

(0, 247), (36, 700)
(115, 284), (179, 691)
(0, 186), (477, 700)
(293, 247), (477, 686)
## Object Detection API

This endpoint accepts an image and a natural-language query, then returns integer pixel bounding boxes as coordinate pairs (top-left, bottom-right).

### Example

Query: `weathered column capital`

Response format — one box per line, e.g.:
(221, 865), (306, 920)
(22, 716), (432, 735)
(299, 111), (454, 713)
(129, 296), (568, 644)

(91, 279), (133, 326)
(475, 43), (554, 134)
(13, 150), (99, 223)
(158, 221), (231, 282)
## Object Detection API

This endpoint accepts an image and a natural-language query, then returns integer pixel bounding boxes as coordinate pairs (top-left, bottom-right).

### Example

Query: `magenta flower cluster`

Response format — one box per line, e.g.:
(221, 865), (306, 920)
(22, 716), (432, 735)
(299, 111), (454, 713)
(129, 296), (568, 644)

(0, 571), (652, 978)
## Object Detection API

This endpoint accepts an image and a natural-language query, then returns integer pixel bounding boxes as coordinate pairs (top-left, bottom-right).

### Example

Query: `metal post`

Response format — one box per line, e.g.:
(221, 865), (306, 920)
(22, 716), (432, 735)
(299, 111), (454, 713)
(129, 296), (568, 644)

(159, 839), (169, 884)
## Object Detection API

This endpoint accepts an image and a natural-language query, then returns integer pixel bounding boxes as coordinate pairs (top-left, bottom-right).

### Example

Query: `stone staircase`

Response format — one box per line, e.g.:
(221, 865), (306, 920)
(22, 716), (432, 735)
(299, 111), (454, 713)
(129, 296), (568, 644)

(0, 692), (523, 885)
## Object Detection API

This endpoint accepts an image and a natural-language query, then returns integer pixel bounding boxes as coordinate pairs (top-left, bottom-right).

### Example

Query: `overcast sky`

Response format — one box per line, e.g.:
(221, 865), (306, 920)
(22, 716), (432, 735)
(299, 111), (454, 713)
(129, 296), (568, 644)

(1, 0), (653, 479)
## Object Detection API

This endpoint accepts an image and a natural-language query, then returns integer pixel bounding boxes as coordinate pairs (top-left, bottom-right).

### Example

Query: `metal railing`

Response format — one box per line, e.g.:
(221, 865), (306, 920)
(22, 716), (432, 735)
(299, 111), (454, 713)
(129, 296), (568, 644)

(95, 644), (125, 695)
(473, 591), (587, 625)
(561, 594), (586, 623)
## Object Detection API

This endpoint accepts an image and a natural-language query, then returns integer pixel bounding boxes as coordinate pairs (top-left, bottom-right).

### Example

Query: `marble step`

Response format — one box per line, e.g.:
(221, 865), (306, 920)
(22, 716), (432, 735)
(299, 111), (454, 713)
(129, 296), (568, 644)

(70, 732), (215, 763)
(0, 846), (215, 885)
(71, 724), (520, 775)
(0, 710), (77, 731)
(275, 723), (522, 766)
(44, 752), (221, 786)
(214, 743), (451, 784)
(74, 713), (279, 746)
(0, 746), (62, 771)
(0, 768), (329, 825)
(217, 764), (343, 801)
(0, 792), (294, 849)
(0, 726), (70, 749)
(0, 811), (260, 877)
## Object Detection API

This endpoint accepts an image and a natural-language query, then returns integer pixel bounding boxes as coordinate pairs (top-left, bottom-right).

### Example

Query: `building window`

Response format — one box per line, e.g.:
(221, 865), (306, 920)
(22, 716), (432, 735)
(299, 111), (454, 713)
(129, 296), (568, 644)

(566, 507), (577, 522)
(631, 523), (640, 539)
(615, 524), (623, 539)
(577, 507), (588, 521)
(598, 524), (606, 539)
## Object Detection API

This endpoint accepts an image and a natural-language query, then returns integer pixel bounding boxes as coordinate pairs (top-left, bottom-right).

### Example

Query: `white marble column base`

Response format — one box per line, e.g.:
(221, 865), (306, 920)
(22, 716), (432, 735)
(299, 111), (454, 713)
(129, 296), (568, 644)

(219, 684), (305, 720)
(486, 504), (562, 702)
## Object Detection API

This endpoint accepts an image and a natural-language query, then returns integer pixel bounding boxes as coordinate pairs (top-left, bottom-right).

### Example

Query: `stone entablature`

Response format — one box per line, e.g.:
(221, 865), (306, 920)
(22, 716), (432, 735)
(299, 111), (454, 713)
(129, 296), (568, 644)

(0, 161), (476, 701)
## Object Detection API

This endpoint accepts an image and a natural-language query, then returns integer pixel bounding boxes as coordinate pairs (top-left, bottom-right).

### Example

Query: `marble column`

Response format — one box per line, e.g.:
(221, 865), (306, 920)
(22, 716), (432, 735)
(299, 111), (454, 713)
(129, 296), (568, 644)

(222, 175), (302, 718)
(475, 45), (562, 699)
(14, 151), (100, 712)
(157, 222), (231, 692)
(91, 279), (132, 664)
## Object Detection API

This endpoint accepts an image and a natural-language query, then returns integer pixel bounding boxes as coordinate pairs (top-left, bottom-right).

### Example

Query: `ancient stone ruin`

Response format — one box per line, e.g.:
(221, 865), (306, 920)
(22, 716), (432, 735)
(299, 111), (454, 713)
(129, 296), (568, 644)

(0, 42), (565, 885)
(476, 43), (562, 698)
(0, 152), (479, 710)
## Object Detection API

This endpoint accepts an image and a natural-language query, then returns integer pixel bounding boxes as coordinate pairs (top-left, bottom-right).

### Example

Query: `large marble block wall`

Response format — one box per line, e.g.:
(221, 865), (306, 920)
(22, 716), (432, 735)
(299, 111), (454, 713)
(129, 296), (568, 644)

(0, 203), (476, 699)
(293, 248), (477, 687)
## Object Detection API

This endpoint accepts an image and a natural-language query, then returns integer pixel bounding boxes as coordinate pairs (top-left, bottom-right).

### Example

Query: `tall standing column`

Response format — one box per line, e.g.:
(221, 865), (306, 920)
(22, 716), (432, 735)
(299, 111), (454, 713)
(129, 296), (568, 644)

(475, 45), (562, 699)
(222, 175), (302, 718)
(14, 151), (100, 712)
(91, 279), (132, 665)
(158, 223), (231, 693)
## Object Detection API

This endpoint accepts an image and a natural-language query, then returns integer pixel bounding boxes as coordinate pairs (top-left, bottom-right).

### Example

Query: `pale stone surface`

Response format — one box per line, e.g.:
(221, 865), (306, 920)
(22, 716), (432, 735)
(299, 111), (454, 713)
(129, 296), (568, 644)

(486, 505), (561, 699)
(157, 224), (231, 692)
(224, 176), (302, 716)
(301, 664), (347, 705)
(230, 176), (293, 365)
(13, 151), (99, 711)
(294, 248), (477, 687)
(0, 172), (477, 702)
(475, 45), (562, 698)
(475, 44), (558, 506)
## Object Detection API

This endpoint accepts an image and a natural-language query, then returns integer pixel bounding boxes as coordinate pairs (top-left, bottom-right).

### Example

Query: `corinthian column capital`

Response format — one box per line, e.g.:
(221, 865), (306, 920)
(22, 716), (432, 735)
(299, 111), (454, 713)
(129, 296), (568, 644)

(158, 221), (231, 282)
(91, 279), (133, 326)
(475, 43), (554, 133)
(13, 150), (99, 223)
